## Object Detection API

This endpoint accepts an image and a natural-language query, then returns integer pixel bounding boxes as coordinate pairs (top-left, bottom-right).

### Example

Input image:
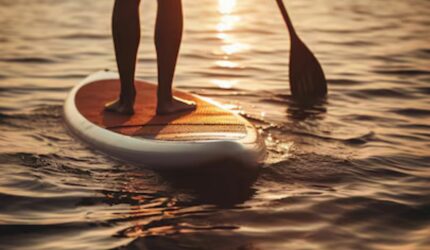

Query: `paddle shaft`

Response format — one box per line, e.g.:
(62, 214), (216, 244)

(275, 0), (297, 39)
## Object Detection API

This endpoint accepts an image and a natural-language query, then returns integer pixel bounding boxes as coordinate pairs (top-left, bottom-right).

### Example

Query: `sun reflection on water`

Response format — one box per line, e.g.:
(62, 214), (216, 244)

(210, 79), (238, 89)
(221, 43), (249, 55)
(216, 15), (241, 32)
(218, 0), (236, 14)
(212, 0), (247, 89)
(215, 60), (239, 68)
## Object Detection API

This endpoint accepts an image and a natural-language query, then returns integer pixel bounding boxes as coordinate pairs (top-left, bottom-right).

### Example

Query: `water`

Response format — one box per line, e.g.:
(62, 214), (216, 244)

(1, 0), (430, 249)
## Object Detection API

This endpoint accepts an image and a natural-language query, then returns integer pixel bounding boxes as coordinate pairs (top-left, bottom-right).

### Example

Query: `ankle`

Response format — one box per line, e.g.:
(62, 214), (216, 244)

(120, 88), (136, 100)
(157, 95), (172, 106)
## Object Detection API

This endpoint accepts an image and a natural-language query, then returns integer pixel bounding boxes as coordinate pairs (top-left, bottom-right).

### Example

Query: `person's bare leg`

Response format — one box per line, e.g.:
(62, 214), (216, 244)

(155, 0), (196, 115)
(105, 0), (141, 115)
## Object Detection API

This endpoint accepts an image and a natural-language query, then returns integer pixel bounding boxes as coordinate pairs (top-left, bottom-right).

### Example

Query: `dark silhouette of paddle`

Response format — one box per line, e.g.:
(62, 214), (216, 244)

(275, 0), (328, 102)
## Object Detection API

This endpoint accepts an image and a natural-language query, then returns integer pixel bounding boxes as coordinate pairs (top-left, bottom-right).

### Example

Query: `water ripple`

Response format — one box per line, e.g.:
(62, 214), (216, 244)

(1, 0), (429, 249)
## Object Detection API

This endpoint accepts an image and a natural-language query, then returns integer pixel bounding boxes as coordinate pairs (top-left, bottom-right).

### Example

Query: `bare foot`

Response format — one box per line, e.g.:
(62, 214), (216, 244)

(157, 97), (196, 115)
(105, 99), (135, 115)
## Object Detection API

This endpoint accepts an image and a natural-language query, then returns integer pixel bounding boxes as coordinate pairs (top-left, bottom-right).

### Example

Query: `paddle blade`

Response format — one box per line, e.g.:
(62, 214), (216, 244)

(289, 38), (328, 102)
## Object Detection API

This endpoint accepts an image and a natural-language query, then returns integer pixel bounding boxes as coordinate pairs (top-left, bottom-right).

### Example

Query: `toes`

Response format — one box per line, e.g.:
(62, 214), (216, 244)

(104, 100), (134, 115)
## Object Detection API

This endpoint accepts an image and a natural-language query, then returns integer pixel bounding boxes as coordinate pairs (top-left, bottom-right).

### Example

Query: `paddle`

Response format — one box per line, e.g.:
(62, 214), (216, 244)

(275, 0), (328, 102)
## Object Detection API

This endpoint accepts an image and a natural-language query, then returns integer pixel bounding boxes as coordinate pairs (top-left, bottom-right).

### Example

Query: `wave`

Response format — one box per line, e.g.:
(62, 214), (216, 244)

(0, 57), (58, 64)
(374, 69), (430, 76)
(392, 108), (430, 118)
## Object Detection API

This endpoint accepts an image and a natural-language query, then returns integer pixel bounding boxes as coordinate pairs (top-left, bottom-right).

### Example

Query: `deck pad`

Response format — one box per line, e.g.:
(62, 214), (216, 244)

(75, 80), (247, 141)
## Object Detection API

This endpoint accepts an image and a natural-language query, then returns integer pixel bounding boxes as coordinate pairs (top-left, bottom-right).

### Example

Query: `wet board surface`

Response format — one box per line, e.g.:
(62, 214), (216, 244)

(64, 71), (266, 168)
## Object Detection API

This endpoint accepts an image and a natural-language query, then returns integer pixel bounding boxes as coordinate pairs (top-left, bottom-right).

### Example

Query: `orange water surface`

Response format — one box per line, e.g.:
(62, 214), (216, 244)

(0, 0), (429, 249)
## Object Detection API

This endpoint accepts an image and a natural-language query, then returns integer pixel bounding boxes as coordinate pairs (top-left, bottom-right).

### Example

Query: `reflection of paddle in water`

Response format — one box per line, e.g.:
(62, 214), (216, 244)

(287, 99), (327, 121)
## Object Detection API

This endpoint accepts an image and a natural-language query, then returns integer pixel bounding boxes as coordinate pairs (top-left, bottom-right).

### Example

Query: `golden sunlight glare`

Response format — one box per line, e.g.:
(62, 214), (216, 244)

(218, 0), (237, 14)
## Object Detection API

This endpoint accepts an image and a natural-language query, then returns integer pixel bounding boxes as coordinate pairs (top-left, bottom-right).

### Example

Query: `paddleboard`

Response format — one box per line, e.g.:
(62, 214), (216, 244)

(64, 71), (266, 169)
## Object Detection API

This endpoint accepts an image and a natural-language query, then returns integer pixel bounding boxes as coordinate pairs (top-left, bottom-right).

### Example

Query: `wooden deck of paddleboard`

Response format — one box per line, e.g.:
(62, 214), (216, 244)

(75, 80), (248, 141)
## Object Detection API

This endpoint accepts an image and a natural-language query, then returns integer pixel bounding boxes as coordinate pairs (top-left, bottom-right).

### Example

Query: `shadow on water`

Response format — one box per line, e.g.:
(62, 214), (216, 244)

(110, 161), (260, 250)
(157, 160), (259, 208)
